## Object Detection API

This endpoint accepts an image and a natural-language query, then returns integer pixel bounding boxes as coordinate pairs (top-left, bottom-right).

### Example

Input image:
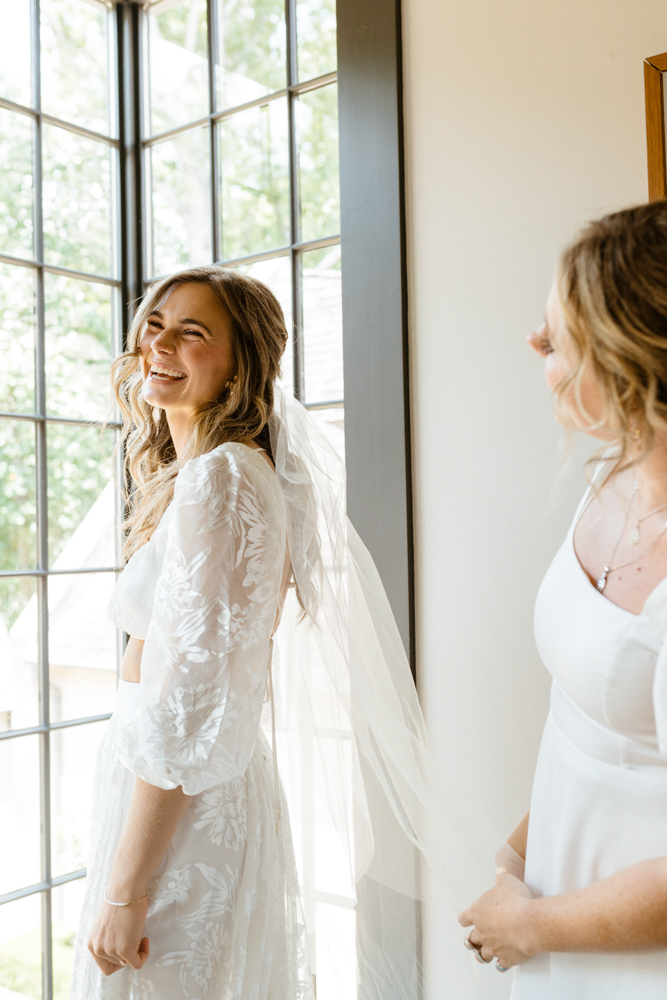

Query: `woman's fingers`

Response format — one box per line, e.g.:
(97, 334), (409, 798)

(88, 934), (150, 974)
(458, 908), (473, 927)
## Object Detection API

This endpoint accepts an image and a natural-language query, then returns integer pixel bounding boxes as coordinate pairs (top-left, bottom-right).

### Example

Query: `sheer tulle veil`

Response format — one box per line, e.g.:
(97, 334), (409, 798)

(267, 387), (484, 998)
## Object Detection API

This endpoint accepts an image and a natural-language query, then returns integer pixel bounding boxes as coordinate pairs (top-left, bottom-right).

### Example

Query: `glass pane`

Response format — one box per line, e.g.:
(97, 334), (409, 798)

(148, 0), (208, 136)
(41, 0), (111, 135)
(0, 893), (42, 999)
(43, 124), (113, 277)
(0, 419), (37, 571)
(234, 256), (293, 393)
(315, 901), (355, 1000)
(150, 126), (212, 278)
(302, 244), (342, 403)
(218, 97), (289, 261)
(309, 405), (344, 464)
(296, 83), (339, 242)
(0, 264), (36, 413)
(214, 0), (286, 111)
(45, 274), (114, 422)
(0, 735), (41, 895)
(0, 108), (34, 259)
(49, 573), (118, 724)
(297, 0), (336, 83)
(51, 720), (108, 876)
(0, 0), (32, 107)
(53, 878), (86, 999)
(47, 424), (114, 569)
(0, 576), (39, 732)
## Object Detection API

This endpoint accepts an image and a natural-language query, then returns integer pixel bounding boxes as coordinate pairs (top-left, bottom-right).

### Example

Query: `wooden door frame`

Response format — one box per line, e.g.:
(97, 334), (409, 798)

(645, 52), (667, 201)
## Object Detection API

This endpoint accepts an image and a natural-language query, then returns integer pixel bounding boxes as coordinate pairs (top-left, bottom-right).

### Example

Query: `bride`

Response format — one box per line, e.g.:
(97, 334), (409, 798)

(460, 201), (667, 997)
(70, 265), (437, 999)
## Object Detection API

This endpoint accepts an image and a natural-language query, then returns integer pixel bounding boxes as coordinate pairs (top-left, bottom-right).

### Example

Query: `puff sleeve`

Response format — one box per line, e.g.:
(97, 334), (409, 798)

(116, 446), (286, 795)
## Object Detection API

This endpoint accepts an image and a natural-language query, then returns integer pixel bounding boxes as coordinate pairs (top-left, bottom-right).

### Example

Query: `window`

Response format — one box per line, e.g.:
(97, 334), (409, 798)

(142, 0), (344, 459)
(0, 1), (121, 996)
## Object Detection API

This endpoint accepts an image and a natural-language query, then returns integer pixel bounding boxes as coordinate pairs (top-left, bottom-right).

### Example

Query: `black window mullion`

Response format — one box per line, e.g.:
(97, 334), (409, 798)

(285, 0), (304, 401)
(207, 0), (220, 263)
(30, 0), (54, 991)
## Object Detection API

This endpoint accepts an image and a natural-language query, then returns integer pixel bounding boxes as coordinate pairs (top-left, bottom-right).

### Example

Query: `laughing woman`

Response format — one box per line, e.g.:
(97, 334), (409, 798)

(69, 265), (439, 1000)
(460, 202), (667, 998)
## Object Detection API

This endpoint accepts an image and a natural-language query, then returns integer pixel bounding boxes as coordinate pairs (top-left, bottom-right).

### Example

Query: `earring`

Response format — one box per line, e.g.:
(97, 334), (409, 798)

(224, 374), (239, 392)
(630, 421), (642, 444)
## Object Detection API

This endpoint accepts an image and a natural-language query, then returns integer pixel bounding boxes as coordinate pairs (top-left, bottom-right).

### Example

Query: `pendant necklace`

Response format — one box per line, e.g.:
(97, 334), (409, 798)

(596, 481), (667, 592)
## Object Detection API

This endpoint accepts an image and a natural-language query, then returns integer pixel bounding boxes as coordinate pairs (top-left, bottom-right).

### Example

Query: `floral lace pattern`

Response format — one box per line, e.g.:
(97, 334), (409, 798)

(70, 446), (314, 1000)
(113, 446), (287, 796)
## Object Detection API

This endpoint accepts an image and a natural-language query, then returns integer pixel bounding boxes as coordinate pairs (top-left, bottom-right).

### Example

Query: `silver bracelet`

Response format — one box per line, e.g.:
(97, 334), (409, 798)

(104, 884), (148, 907)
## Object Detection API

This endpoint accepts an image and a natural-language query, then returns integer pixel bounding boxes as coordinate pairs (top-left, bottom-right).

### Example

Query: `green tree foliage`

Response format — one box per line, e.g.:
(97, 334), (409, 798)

(296, 0), (336, 82)
(0, 3), (115, 632)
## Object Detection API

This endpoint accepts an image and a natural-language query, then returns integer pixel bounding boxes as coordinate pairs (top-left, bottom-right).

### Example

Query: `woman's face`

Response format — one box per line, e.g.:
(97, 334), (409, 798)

(527, 282), (613, 440)
(139, 282), (236, 417)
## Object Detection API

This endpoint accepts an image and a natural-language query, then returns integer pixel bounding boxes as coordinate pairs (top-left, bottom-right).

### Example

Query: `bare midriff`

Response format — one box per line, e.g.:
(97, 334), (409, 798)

(121, 636), (144, 683)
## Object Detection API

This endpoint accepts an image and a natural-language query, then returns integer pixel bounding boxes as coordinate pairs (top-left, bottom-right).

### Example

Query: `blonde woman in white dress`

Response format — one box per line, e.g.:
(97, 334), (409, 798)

(70, 265), (441, 1000)
(460, 201), (667, 998)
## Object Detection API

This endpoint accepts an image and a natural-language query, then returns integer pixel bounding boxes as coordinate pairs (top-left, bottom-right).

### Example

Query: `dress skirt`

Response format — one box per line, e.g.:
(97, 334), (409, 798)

(511, 682), (667, 999)
(70, 680), (313, 1000)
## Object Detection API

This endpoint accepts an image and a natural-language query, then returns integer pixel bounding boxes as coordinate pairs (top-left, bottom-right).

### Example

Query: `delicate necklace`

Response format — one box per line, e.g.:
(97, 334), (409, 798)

(628, 488), (667, 546)
(596, 481), (667, 592)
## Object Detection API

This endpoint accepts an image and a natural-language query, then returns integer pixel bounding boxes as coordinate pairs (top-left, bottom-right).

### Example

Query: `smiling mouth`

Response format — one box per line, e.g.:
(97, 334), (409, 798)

(148, 363), (187, 383)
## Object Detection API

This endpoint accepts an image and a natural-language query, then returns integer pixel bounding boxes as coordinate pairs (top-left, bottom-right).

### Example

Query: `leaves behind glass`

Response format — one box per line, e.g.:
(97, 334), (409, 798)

(296, 83), (339, 243)
(296, 0), (336, 83)
(151, 127), (212, 278)
(0, 889), (42, 999)
(42, 124), (113, 278)
(0, 264), (36, 415)
(47, 424), (113, 568)
(45, 274), (114, 422)
(301, 243), (343, 405)
(0, 108), (34, 259)
(215, 0), (286, 109)
(219, 98), (289, 261)
(148, 0), (209, 135)
(0, 420), (36, 583)
(0, 0), (32, 107)
(40, 0), (110, 135)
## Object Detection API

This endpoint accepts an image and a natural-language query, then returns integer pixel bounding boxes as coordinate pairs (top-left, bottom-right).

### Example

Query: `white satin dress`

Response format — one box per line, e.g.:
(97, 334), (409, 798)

(512, 475), (667, 998)
(70, 443), (313, 1000)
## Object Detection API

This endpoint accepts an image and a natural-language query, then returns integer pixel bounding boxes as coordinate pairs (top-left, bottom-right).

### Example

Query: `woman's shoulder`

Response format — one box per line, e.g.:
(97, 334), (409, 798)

(175, 442), (278, 500)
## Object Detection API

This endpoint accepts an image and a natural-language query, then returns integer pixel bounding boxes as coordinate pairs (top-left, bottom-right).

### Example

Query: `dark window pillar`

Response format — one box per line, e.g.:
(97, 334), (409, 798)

(336, 0), (414, 667)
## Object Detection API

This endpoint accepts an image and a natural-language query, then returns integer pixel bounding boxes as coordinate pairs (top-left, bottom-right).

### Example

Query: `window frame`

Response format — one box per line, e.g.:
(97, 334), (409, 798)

(336, 0), (414, 666)
(0, 4), (124, 997)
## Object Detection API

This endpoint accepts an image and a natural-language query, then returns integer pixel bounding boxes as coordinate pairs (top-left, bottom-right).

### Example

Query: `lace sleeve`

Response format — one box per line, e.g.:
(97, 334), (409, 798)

(116, 445), (286, 795)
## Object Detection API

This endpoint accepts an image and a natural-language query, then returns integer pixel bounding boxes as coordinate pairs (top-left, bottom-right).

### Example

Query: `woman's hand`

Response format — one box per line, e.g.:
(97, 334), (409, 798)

(88, 895), (150, 975)
(458, 869), (536, 969)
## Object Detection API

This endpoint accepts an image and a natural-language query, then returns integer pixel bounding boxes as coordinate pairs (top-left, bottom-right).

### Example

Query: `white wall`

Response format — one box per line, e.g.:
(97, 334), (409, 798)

(403, 2), (667, 995)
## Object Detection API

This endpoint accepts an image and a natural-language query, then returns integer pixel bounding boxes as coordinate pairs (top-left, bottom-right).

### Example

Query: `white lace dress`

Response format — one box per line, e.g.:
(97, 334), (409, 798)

(70, 443), (313, 1000)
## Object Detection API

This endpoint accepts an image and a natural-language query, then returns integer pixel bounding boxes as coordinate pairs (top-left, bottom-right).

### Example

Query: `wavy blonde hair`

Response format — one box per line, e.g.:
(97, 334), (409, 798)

(112, 265), (287, 558)
(555, 201), (667, 473)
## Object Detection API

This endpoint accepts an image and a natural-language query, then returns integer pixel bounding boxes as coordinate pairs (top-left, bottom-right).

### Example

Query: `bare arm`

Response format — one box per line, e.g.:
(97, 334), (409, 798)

(88, 778), (191, 975)
(507, 811), (529, 859)
(460, 856), (667, 968)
